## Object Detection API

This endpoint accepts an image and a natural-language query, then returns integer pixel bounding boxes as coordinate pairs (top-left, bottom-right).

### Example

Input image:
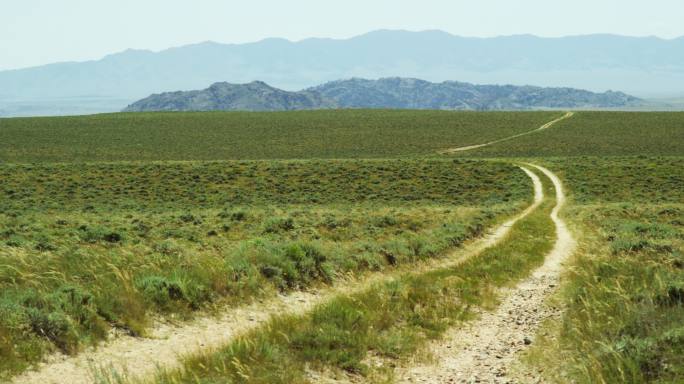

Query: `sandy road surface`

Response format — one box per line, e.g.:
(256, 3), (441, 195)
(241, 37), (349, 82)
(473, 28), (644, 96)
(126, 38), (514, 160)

(397, 164), (575, 384)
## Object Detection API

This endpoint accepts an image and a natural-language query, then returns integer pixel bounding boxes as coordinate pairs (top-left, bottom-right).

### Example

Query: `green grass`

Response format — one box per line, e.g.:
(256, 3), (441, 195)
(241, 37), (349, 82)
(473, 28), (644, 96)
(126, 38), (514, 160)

(0, 159), (530, 212)
(525, 156), (684, 384)
(2, 108), (683, 383)
(0, 159), (530, 379)
(529, 203), (683, 384)
(0, 110), (559, 162)
(144, 173), (556, 384)
(3, 111), (682, 162)
(451, 112), (684, 157)
(543, 156), (683, 204)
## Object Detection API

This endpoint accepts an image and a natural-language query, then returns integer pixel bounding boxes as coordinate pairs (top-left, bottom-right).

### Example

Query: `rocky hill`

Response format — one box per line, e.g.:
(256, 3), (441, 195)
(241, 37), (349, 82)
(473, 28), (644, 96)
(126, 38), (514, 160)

(123, 81), (331, 112)
(123, 78), (641, 112)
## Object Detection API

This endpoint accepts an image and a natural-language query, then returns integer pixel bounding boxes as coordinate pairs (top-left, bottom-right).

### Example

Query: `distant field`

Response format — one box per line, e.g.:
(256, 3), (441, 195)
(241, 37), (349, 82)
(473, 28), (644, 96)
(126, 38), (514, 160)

(454, 112), (684, 157)
(544, 156), (683, 203)
(0, 110), (558, 162)
(2, 111), (682, 163)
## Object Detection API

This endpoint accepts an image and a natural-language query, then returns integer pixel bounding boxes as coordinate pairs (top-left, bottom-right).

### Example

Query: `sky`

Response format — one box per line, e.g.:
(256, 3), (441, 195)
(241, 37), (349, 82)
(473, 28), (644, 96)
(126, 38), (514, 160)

(1, 0), (683, 71)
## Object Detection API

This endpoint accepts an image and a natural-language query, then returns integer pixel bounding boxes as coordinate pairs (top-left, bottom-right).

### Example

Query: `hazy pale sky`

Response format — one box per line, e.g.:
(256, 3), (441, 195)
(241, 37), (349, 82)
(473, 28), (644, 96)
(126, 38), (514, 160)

(1, 0), (683, 71)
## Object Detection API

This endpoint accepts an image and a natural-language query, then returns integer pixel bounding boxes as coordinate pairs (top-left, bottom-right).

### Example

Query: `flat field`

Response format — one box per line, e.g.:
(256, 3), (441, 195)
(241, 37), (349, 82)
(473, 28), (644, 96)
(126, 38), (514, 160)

(0, 110), (559, 161)
(0, 159), (528, 377)
(453, 111), (684, 157)
(526, 156), (684, 383)
(0, 110), (682, 384)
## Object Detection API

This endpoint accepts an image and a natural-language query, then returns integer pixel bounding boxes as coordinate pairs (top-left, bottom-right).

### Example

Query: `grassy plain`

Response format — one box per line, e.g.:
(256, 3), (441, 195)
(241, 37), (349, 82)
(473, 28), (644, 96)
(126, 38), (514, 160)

(545, 156), (683, 204)
(1, 111), (682, 163)
(455, 112), (684, 157)
(0, 159), (529, 378)
(0, 110), (559, 162)
(1, 110), (683, 383)
(523, 157), (684, 384)
(446, 120), (684, 383)
(147, 174), (556, 384)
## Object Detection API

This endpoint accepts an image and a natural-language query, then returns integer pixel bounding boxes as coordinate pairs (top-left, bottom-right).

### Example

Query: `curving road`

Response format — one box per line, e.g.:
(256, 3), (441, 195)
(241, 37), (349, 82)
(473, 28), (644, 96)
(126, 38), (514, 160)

(398, 164), (576, 384)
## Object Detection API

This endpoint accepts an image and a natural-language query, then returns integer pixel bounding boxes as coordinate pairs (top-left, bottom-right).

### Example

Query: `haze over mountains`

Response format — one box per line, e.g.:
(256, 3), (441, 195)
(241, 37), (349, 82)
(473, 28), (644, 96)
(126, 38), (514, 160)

(124, 78), (641, 112)
(1, 30), (683, 116)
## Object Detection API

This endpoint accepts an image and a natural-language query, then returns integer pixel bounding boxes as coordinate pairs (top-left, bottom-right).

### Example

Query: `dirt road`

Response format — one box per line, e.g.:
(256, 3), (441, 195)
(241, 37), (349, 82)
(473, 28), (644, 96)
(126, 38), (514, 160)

(397, 164), (575, 384)
(440, 112), (574, 154)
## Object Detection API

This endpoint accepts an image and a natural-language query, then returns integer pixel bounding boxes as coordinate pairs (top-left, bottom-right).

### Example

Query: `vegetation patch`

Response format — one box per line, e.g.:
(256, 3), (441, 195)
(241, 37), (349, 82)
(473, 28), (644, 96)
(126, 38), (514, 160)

(0, 159), (530, 212)
(146, 177), (556, 383)
(544, 156), (683, 204)
(0, 160), (528, 378)
(0, 110), (559, 162)
(452, 112), (684, 157)
(525, 157), (683, 384)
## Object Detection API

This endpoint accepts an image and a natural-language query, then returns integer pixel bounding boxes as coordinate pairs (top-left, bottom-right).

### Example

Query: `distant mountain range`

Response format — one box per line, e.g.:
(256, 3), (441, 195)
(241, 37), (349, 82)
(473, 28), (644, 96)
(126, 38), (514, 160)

(1, 30), (683, 116)
(123, 78), (641, 112)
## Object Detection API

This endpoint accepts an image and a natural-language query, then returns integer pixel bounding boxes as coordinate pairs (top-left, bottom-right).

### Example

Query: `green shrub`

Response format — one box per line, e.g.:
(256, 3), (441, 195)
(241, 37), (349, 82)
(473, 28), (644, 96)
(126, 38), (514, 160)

(373, 215), (398, 228)
(264, 217), (295, 234)
(231, 211), (247, 222)
(34, 235), (57, 252)
(153, 240), (183, 256)
(136, 274), (212, 311)
(407, 235), (436, 260)
(26, 309), (77, 353)
(0, 300), (30, 332)
(255, 242), (333, 290)
(350, 252), (383, 272)
(137, 276), (185, 309)
(610, 237), (651, 254)
(320, 215), (349, 230)
(657, 282), (684, 306)
(0, 286), (107, 354)
(179, 213), (202, 225)
(79, 225), (124, 244)
(284, 243), (333, 284)
(5, 234), (26, 247)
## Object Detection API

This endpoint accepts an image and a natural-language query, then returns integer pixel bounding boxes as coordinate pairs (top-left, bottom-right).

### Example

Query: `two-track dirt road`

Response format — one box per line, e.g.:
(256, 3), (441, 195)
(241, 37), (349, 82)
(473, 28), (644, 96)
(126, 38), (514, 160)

(397, 164), (575, 383)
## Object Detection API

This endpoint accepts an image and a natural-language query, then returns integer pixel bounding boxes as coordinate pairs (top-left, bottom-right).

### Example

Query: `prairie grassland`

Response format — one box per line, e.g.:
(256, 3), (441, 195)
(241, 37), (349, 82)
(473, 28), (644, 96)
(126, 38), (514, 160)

(0, 159), (529, 212)
(545, 156), (683, 204)
(0, 159), (529, 378)
(454, 112), (684, 157)
(145, 172), (556, 384)
(2, 108), (682, 383)
(525, 157), (684, 383)
(0, 110), (559, 162)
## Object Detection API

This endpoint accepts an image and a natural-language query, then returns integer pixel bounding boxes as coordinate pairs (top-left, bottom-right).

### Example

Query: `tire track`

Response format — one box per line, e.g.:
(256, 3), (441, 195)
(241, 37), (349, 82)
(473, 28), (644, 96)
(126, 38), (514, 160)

(397, 164), (575, 384)
(439, 112), (573, 154)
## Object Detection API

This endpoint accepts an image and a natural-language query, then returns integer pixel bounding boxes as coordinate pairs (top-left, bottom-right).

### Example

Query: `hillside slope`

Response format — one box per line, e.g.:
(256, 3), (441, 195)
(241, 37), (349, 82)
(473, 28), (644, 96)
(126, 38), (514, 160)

(123, 81), (331, 112)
